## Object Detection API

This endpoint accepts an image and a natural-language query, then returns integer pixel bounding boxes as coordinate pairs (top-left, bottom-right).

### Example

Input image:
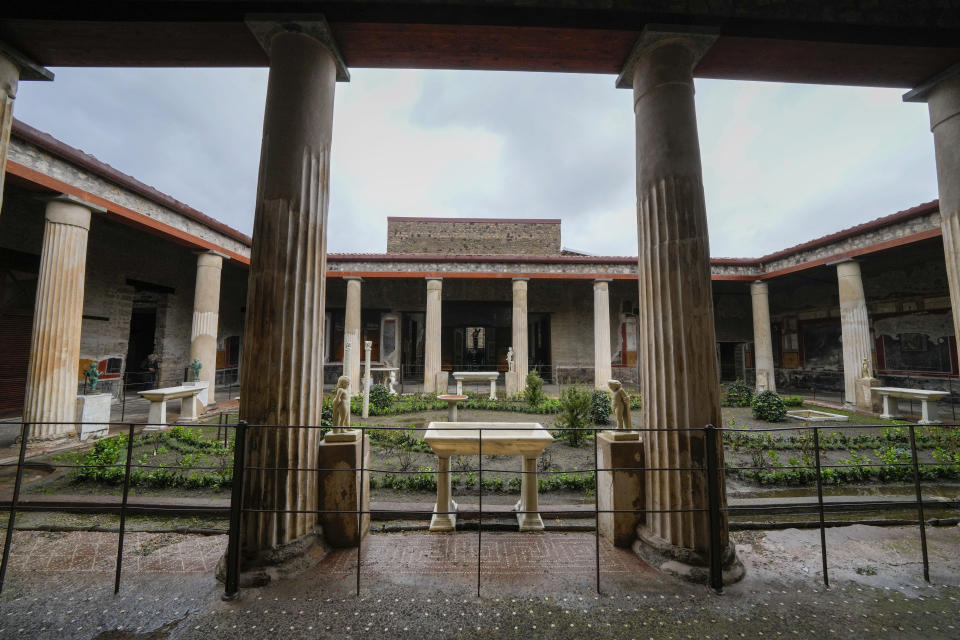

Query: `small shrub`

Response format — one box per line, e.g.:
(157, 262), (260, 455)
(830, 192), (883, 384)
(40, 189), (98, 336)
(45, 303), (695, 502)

(751, 390), (786, 422)
(629, 395), (642, 410)
(525, 370), (544, 407)
(723, 379), (753, 407)
(556, 386), (592, 447)
(369, 384), (393, 413)
(590, 390), (611, 425)
(781, 395), (804, 407)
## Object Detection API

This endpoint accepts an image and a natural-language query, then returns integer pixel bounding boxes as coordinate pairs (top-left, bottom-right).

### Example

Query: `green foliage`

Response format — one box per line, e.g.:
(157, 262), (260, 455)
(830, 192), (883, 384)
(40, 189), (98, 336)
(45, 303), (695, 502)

(555, 386), (593, 447)
(525, 370), (544, 407)
(590, 391), (611, 425)
(321, 395), (333, 426)
(751, 390), (787, 422)
(369, 384), (394, 413)
(722, 379), (753, 407)
(780, 395), (804, 407)
(629, 395), (642, 410)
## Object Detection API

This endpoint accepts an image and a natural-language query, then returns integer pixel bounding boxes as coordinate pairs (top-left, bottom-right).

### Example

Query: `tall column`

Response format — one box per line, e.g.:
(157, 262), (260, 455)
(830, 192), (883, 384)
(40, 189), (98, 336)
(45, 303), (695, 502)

(343, 276), (362, 392)
(906, 72), (960, 348)
(24, 196), (97, 441)
(239, 25), (347, 564)
(423, 277), (443, 393)
(512, 278), (529, 386)
(621, 29), (739, 580)
(750, 281), (776, 393)
(593, 279), (613, 390)
(188, 251), (223, 404)
(836, 261), (872, 406)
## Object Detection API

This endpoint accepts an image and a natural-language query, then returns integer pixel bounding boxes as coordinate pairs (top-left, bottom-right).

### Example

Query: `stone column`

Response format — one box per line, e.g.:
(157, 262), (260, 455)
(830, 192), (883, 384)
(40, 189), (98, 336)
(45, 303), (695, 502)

(343, 276), (362, 391)
(239, 25), (347, 567)
(906, 73), (960, 350)
(23, 196), (98, 441)
(188, 251), (223, 405)
(423, 277), (443, 393)
(512, 278), (529, 386)
(836, 260), (872, 406)
(594, 279), (613, 390)
(620, 30), (740, 581)
(750, 281), (776, 393)
(0, 54), (18, 214)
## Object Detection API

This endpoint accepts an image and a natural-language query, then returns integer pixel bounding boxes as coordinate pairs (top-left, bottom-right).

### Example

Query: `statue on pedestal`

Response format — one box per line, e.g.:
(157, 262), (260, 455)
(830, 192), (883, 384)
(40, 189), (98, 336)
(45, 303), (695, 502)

(83, 362), (101, 394)
(190, 358), (202, 382)
(608, 379), (631, 430)
(507, 347), (515, 373)
(332, 375), (351, 433)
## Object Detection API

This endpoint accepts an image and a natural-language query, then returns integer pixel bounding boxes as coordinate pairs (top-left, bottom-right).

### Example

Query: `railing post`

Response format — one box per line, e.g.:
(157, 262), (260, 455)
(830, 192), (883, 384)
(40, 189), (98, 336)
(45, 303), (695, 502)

(357, 426), (365, 597)
(908, 424), (930, 582)
(477, 425), (482, 598)
(114, 423), (137, 593)
(704, 424), (724, 594)
(594, 425), (600, 595)
(0, 422), (30, 595)
(812, 427), (829, 587)
(223, 420), (247, 600)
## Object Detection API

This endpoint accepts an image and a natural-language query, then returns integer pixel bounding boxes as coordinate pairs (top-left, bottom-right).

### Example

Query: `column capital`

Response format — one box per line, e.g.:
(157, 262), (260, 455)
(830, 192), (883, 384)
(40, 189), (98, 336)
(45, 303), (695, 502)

(750, 280), (768, 292)
(43, 193), (106, 215)
(43, 194), (104, 230)
(196, 251), (225, 269)
(343, 275), (363, 282)
(903, 59), (960, 104)
(246, 15), (350, 82)
(512, 277), (529, 283)
(0, 41), (54, 82)
(425, 276), (443, 282)
(615, 25), (718, 90)
(594, 278), (613, 284)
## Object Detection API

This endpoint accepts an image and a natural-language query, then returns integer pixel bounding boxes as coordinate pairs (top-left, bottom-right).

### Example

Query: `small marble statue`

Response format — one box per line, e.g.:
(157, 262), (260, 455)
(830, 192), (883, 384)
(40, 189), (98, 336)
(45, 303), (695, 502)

(83, 362), (101, 394)
(861, 357), (871, 379)
(190, 358), (202, 382)
(332, 375), (351, 433)
(507, 347), (515, 372)
(608, 379), (631, 430)
(388, 370), (398, 395)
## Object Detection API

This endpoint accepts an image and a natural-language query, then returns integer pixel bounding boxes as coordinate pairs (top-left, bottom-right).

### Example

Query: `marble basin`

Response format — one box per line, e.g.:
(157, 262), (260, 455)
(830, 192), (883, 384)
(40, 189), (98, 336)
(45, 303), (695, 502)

(424, 422), (554, 457)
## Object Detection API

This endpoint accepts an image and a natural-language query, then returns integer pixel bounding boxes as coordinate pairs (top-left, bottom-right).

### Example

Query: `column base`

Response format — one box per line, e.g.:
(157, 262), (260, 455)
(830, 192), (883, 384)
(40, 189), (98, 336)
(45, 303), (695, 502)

(633, 529), (745, 586)
(215, 529), (328, 590)
(318, 435), (370, 547)
(429, 499), (458, 532)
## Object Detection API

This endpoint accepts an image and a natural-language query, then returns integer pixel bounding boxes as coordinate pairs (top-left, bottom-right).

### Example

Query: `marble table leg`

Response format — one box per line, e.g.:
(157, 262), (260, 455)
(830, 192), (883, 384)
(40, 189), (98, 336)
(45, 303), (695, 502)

(515, 456), (545, 531)
(430, 455), (457, 532)
(919, 400), (933, 424)
(489, 379), (496, 400)
(880, 394), (895, 419)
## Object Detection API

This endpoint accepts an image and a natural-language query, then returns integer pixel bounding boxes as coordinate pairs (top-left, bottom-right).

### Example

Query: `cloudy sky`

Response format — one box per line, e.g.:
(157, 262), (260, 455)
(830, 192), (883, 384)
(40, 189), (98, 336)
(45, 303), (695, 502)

(14, 67), (939, 258)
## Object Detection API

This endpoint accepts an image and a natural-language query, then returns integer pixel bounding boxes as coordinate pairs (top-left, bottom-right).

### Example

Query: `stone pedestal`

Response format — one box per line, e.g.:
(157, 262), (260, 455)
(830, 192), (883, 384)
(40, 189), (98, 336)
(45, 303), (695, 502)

(188, 251), (222, 405)
(505, 370), (520, 397)
(594, 279), (613, 390)
(318, 434), (370, 547)
(598, 431), (644, 547)
(837, 261), (873, 407)
(75, 394), (110, 440)
(434, 370), (449, 395)
(855, 377), (882, 413)
(750, 281), (776, 394)
(423, 278), (443, 393)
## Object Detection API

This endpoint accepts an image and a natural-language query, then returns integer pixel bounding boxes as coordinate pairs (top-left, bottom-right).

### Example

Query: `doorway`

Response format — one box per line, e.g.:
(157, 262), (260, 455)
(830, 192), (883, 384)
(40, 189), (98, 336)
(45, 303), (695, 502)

(126, 308), (158, 389)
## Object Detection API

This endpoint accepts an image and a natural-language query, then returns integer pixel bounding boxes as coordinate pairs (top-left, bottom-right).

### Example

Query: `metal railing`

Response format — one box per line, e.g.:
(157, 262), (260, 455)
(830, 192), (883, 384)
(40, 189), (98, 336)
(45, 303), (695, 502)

(1, 419), (957, 598)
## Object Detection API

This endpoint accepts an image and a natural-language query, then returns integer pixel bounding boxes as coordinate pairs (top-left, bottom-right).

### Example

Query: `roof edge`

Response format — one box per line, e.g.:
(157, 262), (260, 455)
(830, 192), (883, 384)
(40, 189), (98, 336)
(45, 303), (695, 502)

(387, 216), (562, 224)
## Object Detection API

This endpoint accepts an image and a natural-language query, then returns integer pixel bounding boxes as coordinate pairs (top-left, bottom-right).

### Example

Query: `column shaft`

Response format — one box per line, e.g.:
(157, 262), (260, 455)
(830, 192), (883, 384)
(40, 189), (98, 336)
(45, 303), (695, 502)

(594, 280), (613, 389)
(189, 252), (223, 402)
(837, 261), (872, 405)
(344, 277), (362, 392)
(512, 278), (529, 385)
(631, 39), (729, 562)
(24, 198), (91, 440)
(423, 278), (443, 393)
(0, 55), (18, 214)
(239, 32), (336, 559)
(750, 281), (776, 393)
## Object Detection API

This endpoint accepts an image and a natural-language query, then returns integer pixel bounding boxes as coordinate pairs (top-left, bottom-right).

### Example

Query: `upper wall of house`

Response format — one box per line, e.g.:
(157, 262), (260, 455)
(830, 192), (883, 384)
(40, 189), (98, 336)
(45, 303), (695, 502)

(386, 218), (562, 255)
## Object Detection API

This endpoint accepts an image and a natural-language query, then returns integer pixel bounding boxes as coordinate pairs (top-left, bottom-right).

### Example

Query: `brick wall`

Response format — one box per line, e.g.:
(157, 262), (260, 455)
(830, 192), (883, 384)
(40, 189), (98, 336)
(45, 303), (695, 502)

(386, 218), (561, 255)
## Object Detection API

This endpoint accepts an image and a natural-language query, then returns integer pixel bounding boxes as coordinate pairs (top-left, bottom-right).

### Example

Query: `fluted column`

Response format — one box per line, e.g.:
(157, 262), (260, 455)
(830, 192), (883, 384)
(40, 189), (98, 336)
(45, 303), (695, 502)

(24, 196), (95, 441)
(906, 73), (960, 349)
(837, 261), (872, 406)
(0, 54), (18, 214)
(593, 279), (613, 390)
(512, 278), (529, 385)
(239, 28), (342, 563)
(423, 278), (443, 393)
(343, 276), (362, 392)
(750, 281), (776, 393)
(623, 31), (736, 577)
(189, 251), (223, 403)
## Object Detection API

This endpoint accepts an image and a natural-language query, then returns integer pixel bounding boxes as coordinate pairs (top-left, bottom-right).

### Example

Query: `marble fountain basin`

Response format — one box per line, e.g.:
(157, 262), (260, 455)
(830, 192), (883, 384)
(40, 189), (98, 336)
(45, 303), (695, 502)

(423, 422), (554, 457)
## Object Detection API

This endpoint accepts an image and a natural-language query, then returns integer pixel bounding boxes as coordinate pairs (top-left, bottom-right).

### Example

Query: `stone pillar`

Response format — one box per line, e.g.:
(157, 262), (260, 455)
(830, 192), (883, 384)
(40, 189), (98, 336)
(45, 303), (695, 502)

(750, 281), (776, 393)
(188, 251), (223, 406)
(238, 26), (346, 567)
(620, 30), (740, 582)
(423, 277), (443, 393)
(344, 276), (362, 391)
(594, 279), (613, 390)
(0, 54), (18, 214)
(906, 73), (960, 352)
(512, 278), (529, 387)
(836, 260), (872, 406)
(23, 196), (97, 441)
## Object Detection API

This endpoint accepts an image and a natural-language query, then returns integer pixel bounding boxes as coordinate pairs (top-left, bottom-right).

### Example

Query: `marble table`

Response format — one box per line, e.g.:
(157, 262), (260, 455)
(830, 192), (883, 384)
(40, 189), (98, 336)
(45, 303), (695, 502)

(437, 394), (468, 421)
(873, 387), (949, 424)
(423, 422), (554, 532)
(452, 371), (499, 399)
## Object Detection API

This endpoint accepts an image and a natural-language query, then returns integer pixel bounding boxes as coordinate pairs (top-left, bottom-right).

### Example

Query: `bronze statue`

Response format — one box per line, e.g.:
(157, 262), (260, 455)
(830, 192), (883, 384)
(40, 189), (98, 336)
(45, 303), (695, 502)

(190, 357), (202, 382)
(608, 379), (631, 430)
(83, 362), (101, 394)
(332, 375), (351, 433)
